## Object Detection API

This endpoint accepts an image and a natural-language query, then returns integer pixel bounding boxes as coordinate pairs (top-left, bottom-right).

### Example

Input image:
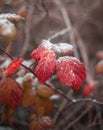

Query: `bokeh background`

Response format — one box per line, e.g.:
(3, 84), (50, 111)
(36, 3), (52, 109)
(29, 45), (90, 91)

(0, 0), (103, 130)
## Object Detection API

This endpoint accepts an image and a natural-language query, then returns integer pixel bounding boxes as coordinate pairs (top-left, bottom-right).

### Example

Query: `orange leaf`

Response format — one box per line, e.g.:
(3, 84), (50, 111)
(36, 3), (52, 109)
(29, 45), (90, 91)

(34, 96), (53, 116)
(22, 83), (36, 108)
(4, 58), (23, 76)
(0, 77), (23, 109)
(37, 84), (54, 98)
(95, 60), (103, 74)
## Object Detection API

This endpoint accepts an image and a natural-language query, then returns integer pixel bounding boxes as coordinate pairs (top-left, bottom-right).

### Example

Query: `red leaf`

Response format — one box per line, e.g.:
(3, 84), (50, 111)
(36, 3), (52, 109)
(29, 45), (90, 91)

(83, 82), (97, 96)
(30, 40), (54, 61)
(0, 77), (23, 109)
(56, 56), (86, 91)
(35, 50), (56, 83)
(30, 47), (48, 61)
(4, 58), (23, 76)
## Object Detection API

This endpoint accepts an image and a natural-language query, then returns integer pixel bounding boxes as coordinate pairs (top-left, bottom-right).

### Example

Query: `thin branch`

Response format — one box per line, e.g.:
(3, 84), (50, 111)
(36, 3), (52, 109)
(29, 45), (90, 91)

(20, 0), (34, 56)
(54, 0), (79, 58)
(64, 106), (91, 130)
(74, 28), (95, 84)
(48, 28), (69, 41)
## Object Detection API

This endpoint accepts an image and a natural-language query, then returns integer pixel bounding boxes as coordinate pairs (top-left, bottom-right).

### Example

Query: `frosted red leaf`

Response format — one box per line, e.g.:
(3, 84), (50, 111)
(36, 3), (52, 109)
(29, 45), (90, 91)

(0, 13), (24, 22)
(56, 56), (86, 91)
(30, 40), (54, 61)
(4, 58), (24, 76)
(53, 43), (73, 55)
(30, 47), (48, 61)
(0, 77), (23, 109)
(34, 50), (56, 83)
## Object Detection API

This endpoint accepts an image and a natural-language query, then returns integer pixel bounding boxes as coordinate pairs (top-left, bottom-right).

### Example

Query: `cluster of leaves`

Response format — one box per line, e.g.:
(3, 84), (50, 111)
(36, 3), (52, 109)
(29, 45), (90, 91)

(30, 40), (86, 91)
(0, 13), (86, 130)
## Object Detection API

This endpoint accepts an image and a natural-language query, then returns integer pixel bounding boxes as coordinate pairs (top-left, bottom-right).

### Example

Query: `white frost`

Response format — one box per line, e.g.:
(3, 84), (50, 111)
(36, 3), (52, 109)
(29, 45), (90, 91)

(53, 43), (73, 55)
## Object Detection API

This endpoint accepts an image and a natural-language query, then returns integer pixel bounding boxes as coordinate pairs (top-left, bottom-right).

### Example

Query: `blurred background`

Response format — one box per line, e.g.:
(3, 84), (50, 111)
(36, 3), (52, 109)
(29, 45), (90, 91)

(0, 0), (103, 130)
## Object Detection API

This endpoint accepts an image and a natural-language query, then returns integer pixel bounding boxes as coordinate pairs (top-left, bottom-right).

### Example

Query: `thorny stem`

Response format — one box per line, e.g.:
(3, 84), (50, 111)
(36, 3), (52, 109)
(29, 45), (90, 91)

(0, 47), (103, 105)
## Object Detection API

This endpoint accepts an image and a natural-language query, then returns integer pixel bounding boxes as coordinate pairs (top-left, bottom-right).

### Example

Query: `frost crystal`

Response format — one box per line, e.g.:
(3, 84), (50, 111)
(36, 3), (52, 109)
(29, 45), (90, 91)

(40, 39), (54, 50)
(0, 13), (24, 21)
(53, 43), (73, 55)
(0, 19), (15, 36)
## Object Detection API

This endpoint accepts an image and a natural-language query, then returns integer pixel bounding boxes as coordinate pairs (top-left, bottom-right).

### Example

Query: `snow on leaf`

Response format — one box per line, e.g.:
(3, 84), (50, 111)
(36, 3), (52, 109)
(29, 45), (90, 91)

(56, 56), (86, 91)
(4, 58), (24, 76)
(30, 40), (54, 61)
(40, 39), (54, 50)
(53, 43), (73, 55)
(0, 77), (23, 109)
(34, 49), (56, 83)
(0, 19), (17, 41)
(0, 13), (24, 22)
(30, 47), (48, 61)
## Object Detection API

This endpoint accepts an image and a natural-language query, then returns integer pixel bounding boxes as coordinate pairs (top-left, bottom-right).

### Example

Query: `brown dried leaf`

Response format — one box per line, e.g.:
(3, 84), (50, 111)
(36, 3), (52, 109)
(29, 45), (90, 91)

(34, 96), (53, 116)
(22, 82), (36, 108)
(0, 19), (17, 41)
(96, 60), (103, 74)
(17, 6), (27, 17)
(37, 84), (55, 98)
(39, 116), (54, 128)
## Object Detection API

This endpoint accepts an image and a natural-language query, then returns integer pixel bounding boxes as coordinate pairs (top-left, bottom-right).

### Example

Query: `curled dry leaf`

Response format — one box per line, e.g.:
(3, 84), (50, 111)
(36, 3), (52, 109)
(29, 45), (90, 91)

(0, 77), (23, 109)
(4, 58), (24, 76)
(29, 113), (54, 130)
(34, 96), (53, 116)
(37, 84), (55, 98)
(39, 116), (54, 128)
(0, 13), (24, 22)
(95, 60), (103, 74)
(22, 82), (36, 108)
(56, 56), (86, 91)
(0, 19), (17, 41)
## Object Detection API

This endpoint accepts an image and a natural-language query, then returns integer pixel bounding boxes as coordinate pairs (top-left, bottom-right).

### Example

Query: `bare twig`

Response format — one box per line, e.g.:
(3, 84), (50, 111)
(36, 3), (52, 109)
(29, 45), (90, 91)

(74, 28), (95, 84)
(48, 28), (69, 41)
(54, 0), (79, 58)
(21, 0), (34, 56)
(64, 106), (91, 130)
